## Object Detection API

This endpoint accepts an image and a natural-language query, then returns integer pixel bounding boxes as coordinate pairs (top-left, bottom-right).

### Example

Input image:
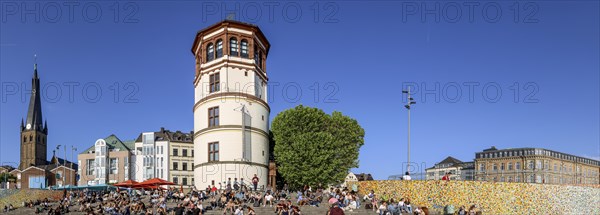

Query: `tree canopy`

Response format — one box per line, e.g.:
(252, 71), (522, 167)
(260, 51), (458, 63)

(271, 105), (365, 189)
(0, 172), (16, 183)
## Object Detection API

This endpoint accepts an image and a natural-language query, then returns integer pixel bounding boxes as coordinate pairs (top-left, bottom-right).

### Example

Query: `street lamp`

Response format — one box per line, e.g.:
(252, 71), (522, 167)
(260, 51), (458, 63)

(56, 145), (61, 160)
(402, 87), (416, 173)
(71, 146), (77, 187)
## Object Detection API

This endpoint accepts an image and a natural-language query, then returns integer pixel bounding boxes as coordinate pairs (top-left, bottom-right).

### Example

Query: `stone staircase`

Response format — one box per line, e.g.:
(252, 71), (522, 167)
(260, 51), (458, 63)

(201, 205), (415, 215)
(202, 206), (369, 215)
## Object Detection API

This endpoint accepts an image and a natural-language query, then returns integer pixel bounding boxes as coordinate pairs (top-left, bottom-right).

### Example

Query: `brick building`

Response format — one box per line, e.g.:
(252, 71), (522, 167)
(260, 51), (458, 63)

(77, 135), (134, 186)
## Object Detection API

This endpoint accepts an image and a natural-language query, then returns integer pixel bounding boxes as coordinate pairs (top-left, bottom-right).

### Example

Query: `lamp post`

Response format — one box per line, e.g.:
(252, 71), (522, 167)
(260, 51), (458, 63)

(402, 87), (416, 173)
(56, 145), (61, 161)
(71, 146), (77, 186)
(56, 145), (61, 187)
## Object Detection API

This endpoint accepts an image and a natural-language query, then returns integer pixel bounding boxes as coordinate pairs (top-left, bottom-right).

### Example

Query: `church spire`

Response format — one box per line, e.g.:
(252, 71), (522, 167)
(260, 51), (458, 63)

(33, 54), (38, 78)
(25, 61), (44, 133)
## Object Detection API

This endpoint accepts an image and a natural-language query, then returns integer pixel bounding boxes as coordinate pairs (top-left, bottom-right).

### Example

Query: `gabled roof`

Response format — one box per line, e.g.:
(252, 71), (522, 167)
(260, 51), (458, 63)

(104, 134), (132, 151)
(21, 165), (46, 172)
(122, 140), (135, 150)
(81, 134), (133, 154)
(426, 156), (471, 170)
(49, 165), (75, 172)
(438, 156), (463, 165)
(49, 156), (78, 170)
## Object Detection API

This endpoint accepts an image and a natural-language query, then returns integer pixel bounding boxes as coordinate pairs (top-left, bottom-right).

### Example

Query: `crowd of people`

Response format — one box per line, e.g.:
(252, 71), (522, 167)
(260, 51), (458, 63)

(11, 178), (485, 215)
(361, 190), (482, 215)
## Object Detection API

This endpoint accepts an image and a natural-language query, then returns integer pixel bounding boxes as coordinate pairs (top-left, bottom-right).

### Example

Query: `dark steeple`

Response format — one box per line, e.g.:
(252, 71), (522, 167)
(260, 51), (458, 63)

(19, 60), (49, 170)
(25, 63), (45, 133)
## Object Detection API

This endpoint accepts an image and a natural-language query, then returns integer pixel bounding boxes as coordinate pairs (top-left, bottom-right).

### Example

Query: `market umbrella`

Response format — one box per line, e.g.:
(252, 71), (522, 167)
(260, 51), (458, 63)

(114, 180), (139, 188)
(139, 178), (175, 187)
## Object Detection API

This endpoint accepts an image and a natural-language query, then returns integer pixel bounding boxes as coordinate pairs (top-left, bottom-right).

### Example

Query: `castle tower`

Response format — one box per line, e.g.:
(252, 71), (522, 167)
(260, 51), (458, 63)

(19, 63), (48, 170)
(191, 20), (271, 189)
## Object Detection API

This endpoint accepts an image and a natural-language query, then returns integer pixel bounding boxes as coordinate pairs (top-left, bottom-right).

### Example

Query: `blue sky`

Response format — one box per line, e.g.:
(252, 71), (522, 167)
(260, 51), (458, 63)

(1, 1), (598, 179)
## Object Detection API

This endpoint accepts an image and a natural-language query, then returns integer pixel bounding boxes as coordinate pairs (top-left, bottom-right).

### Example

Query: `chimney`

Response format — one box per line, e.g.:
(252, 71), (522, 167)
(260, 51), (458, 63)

(160, 127), (165, 132)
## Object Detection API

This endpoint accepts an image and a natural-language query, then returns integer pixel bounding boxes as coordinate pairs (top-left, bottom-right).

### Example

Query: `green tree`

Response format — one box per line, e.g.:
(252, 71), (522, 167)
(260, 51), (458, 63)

(271, 105), (365, 189)
(0, 172), (16, 183)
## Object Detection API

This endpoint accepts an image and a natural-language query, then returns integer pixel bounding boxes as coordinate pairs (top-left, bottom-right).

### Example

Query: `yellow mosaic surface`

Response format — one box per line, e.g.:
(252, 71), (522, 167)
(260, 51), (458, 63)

(349, 180), (600, 214)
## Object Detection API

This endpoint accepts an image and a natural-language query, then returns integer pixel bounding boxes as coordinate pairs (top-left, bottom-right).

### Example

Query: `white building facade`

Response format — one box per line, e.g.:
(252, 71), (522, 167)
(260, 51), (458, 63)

(132, 132), (169, 182)
(131, 128), (194, 187)
(192, 20), (271, 189)
(426, 156), (475, 181)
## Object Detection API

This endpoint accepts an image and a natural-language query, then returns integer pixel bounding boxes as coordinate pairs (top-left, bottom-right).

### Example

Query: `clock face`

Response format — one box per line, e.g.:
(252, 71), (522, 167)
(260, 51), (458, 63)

(26, 124), (31, 129)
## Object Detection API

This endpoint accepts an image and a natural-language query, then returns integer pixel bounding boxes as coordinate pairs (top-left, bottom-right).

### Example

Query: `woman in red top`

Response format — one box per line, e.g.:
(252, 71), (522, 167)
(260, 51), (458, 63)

(441, 172), (451, 181)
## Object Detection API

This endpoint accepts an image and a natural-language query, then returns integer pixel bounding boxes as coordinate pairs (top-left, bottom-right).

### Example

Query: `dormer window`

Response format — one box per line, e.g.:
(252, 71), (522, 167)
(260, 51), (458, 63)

(206, 43), (214, 62)
(216, 39), (223, 58)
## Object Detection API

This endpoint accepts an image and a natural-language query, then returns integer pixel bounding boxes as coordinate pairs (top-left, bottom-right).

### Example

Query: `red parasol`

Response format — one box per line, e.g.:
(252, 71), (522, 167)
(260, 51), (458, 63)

(114, 180), (140, 188)
(139, 178), (176, 187)
(138, 185), (167, 190)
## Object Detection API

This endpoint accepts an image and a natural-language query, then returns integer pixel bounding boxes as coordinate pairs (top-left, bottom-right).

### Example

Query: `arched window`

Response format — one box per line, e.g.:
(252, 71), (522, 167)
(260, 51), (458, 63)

(216, 39), (223, 58)
(241, 40), (249, 58)
(229, 38), (238, 56)
(29, 135), (32, 141)
(206, 43), (214, 62)
(23, 136), (26, 142)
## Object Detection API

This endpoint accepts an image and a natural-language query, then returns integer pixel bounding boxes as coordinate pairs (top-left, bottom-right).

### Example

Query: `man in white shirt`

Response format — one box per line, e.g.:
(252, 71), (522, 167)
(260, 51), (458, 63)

(264, 193), (274, 207)
(234, 206), (244, 215)
(402, 172), (412, 180)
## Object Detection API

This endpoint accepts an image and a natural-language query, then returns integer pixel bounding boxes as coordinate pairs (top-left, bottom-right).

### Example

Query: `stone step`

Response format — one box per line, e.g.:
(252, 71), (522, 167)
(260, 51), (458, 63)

(201, 206), (385, 215)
